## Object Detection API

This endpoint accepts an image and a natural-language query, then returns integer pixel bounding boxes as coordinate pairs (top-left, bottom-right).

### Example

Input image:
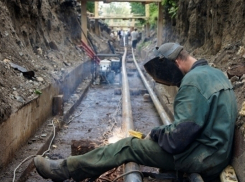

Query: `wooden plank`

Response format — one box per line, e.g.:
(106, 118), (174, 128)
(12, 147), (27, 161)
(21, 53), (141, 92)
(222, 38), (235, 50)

(108, 25), (143, 28)
(94, 2), (100, 35)
(94, 1), (99, 18)
(145, 23), (150, 38)
(104, 0), (161, 2)
(52, 95), (64, 116)
(145, 3), (149, 18)
(89, 16), (148, 20)
(81, 1), (87, 44)
(89, 0), (161, 2)
(157, 2), (163, 46)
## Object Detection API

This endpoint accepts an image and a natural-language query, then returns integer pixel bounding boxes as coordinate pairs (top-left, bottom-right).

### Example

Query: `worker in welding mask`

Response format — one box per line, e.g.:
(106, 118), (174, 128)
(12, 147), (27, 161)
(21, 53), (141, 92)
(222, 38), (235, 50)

(34, 42), (237, 182)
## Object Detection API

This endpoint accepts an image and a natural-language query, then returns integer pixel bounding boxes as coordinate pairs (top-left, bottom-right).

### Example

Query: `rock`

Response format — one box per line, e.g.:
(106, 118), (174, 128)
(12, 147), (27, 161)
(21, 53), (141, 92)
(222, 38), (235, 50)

(3, 58), (11, 63)
(37, 48), (42, 55)
(15, 96), (25, 103)
(12, 91), (18, 96)
(240, 74), (245, 81)
(36, 76), (44, 82)
(230, 76), (239, 83)
(143, 94), (151, 102)
(209, 63), (216, 68)
(4, 31), (9, 37)
(227, 64), (245, 79)
(41, 133), (47, 137)
(237, 46), (245, 58)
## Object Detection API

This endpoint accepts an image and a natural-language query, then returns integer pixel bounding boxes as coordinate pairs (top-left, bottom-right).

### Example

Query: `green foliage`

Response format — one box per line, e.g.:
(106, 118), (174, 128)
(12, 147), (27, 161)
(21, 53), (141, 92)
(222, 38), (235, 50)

(35, 89), (42, 95)
(162, 0), (178, 18)
(130, 3), (146, 25)
(102, 3), (131, 25)
(148, 3), (158, 26)
(130, 3), (145, 15)
(129, 3), (159, 27)
(87, 1), (94, 13)
(102, 3), (131, 16)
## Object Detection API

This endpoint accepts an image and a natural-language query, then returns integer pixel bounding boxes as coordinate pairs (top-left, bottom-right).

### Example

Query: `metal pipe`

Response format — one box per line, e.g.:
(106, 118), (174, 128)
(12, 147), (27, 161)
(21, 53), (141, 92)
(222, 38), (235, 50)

(122, 48), (134, 131)
(122, 47), (142, 182)
(97, 54), (121, 58)
(131, 49), (172, 125)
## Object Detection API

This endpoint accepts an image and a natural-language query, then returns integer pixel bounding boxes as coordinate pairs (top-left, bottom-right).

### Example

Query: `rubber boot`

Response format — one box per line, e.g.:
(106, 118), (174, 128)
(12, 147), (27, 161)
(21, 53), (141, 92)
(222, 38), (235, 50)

(34, 155), (70, 182)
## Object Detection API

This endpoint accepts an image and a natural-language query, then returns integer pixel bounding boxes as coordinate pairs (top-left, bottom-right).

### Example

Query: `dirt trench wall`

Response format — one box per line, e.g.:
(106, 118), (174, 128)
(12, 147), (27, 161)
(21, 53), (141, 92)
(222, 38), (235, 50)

(163, 0), (245, 54)
(0, 60), (92, 170)
(169, 1), (245, 181)
(0, 0), (85, 123)
(0, 0), (99, 170)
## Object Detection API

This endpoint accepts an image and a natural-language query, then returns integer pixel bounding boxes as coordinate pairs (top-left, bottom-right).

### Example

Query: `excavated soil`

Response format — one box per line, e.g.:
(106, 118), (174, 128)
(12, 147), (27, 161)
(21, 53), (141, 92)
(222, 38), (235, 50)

(0, 0), (110, 124)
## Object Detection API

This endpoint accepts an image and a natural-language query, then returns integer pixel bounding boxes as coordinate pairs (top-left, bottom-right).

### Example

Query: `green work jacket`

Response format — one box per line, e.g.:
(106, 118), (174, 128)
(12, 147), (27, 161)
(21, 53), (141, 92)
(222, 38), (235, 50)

(150, 59), (238, 180)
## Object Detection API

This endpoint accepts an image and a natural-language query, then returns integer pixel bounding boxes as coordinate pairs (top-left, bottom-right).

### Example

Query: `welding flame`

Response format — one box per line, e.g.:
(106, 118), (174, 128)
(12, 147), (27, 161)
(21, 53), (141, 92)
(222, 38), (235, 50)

(108, 127), (125, 143)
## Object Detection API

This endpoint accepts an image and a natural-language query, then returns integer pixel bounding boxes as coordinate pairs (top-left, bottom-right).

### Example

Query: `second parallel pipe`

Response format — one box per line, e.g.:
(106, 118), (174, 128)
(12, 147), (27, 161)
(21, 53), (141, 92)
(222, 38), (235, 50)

(131, 49), (172, 125)
(121, 47), (142, 182)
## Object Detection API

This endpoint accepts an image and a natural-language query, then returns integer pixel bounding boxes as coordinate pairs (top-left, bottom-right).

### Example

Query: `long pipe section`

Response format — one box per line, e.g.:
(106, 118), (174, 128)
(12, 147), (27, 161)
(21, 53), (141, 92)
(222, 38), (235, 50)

(131, 49), (172, 125)
(121, 47), (142, 182)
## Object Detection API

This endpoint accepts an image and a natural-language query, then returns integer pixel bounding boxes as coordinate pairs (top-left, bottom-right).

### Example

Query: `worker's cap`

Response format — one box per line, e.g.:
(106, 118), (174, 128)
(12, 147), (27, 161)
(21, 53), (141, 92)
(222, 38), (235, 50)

(153, 43), (183, 61)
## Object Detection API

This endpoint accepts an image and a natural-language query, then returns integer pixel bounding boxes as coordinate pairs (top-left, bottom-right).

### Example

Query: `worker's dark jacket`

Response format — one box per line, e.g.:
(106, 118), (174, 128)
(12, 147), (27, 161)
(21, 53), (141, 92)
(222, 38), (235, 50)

(150, 59), (237, 180)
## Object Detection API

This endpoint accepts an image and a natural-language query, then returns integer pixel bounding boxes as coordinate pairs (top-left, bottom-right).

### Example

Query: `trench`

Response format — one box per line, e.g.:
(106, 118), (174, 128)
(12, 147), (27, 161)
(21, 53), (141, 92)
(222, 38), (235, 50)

(24, 48), (164, 182)
(0, 40), (210, 182)
(0, 45), (166, 182)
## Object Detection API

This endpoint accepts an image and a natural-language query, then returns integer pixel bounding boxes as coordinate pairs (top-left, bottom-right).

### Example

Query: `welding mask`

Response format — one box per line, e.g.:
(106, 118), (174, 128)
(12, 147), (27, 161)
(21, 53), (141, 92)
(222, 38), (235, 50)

(144, 43), (184, 87)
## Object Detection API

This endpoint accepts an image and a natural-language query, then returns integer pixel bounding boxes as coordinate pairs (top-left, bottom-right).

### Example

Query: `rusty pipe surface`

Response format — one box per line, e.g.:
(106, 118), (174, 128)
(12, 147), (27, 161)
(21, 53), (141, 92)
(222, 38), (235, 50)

(131, 49), (172, 125)
(122, 47), (142, 182)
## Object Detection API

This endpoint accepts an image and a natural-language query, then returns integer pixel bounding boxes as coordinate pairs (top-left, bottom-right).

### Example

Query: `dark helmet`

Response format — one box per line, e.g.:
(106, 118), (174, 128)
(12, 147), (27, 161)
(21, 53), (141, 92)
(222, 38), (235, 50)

(144, 43), (184, 87)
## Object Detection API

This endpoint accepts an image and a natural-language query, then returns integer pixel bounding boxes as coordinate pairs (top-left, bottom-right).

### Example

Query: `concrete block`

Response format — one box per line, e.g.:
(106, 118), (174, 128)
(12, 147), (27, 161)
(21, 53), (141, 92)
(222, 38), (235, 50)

(52, 95), (64, 116)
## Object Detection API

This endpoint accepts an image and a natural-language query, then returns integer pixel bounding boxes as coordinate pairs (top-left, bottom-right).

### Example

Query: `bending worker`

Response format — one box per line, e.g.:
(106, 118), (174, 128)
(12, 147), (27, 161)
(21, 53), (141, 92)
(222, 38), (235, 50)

(34, 42), (238, 182)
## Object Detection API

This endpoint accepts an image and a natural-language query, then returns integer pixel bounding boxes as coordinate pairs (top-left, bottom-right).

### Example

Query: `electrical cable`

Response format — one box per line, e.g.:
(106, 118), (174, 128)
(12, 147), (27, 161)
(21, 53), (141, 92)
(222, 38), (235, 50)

(12, 119), (56, 182)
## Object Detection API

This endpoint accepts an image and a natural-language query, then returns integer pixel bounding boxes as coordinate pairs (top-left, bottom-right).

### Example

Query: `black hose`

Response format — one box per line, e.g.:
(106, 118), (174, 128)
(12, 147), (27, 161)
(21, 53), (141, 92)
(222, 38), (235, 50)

(108, 40), (115, 54)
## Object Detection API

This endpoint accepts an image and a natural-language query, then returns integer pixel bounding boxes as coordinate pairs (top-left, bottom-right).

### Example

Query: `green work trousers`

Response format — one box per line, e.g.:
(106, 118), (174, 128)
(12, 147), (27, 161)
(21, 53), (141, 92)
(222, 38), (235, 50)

(67, 137), (175, 181)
